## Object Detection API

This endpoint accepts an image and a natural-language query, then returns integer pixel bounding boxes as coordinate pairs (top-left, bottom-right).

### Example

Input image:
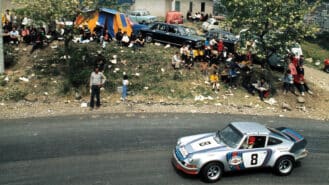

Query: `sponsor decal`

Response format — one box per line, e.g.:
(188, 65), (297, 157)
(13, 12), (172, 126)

(229, 155), (242, 165)
(199, 141), (211, 146)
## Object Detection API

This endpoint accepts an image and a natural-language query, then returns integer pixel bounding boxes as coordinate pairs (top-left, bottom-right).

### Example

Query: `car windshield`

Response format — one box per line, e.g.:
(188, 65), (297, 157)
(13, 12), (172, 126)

(216, 125), (243, 148)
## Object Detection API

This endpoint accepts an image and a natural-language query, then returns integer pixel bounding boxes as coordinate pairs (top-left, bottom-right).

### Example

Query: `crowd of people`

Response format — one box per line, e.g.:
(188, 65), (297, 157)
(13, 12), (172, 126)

(171, 36), (315, 101)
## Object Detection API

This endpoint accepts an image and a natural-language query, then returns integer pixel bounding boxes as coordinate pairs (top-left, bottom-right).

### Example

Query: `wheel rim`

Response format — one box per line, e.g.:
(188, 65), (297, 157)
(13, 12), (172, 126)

(279, 159), (292, 174)
(207, 165), (221, 180)
(145, 35), (152, 42)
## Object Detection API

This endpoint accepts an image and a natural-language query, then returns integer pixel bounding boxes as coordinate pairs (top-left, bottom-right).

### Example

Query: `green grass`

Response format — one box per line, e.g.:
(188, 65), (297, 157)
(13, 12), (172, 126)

(302, 32), (329, 70)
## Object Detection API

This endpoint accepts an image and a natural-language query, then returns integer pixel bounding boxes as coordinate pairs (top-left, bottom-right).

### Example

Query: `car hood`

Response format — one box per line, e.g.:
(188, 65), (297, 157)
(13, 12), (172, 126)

(181, 133), (228, 155)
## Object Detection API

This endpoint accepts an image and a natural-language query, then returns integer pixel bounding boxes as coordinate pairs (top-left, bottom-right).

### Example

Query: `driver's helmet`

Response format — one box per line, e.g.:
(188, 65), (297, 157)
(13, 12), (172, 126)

(248, 136), (256, 144)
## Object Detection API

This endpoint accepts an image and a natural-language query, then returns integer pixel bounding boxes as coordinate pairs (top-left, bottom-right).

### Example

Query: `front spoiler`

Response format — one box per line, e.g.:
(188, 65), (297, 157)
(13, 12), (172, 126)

(172, 150), (199, 175)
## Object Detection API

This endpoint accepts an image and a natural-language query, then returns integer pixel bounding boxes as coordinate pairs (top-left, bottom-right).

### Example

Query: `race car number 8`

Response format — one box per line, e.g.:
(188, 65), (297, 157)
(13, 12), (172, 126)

(251, 154), (258, 165)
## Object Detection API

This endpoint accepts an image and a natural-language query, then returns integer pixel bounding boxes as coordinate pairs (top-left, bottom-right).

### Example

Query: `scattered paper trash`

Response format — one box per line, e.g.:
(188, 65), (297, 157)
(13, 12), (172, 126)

(81, 102), (88, 108)
(164, 44), (170, 49)
(19, 77), (29, 82)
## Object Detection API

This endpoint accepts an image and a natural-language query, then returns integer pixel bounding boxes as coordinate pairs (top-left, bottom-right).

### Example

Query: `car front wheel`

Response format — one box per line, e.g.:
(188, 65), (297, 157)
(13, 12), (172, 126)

(145, 35), (153, 43)
(274, 156), (294, 176)
(201, 162), (223, 183)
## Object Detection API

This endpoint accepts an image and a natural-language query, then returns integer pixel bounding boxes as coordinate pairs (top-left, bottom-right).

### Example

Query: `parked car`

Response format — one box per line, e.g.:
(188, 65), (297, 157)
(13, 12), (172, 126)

(204, 29), (238, 53)
(127, 10), (157, 24)
(140, 22), (205, 48)
(202, 18), (220, 32)
(165, 11), (184, 24)
(172, 122), (308, 183)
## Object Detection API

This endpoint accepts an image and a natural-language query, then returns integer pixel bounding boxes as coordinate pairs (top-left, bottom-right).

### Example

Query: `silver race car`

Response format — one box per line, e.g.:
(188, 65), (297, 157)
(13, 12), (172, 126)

(172, 122), (308, 182)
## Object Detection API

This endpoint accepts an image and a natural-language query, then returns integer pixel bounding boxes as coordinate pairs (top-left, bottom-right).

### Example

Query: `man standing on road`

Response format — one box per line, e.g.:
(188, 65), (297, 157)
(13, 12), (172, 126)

(90, 67), (106, 110)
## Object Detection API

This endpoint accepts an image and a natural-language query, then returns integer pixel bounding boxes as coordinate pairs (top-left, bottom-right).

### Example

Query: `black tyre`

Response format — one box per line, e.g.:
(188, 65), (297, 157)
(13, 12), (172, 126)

(274, 156), (294, 176)
(201, 162), (223, 183)
(145, 35), (153, 43)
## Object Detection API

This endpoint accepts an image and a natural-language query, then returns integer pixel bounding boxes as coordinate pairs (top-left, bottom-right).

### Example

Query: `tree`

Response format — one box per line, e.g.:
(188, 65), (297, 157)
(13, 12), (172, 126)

(219, 0), (320, 64)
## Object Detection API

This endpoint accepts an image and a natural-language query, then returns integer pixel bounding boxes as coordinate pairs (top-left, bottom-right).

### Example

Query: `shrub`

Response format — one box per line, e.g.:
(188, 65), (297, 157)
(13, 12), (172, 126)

(1, 87), (28, 101)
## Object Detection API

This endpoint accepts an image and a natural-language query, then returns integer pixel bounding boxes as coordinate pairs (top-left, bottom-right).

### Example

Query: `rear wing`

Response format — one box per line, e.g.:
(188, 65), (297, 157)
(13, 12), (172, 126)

(276, 127), (307, 153)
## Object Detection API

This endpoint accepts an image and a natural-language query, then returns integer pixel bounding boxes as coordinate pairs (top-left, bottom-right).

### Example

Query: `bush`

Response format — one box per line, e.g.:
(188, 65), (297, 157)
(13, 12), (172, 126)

(1, 87), (28, 101)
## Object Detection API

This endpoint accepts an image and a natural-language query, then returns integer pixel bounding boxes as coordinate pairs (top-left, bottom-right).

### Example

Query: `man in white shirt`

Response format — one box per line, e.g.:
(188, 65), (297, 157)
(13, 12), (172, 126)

(89, 67), (106, 110)
(9, 26), (20, 44)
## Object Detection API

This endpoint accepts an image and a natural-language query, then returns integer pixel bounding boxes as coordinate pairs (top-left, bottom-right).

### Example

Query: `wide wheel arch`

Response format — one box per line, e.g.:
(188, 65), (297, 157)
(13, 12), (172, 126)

(274, 155), (295, 176)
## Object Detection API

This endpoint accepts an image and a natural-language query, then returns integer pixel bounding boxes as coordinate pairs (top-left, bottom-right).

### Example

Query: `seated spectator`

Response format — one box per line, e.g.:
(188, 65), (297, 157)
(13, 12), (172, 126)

(241, 68), (256, 95)
(172, 52), (182, 70)
(294, 73), (313, 96)
(135, 33), (145, 48)
(81, 25), (91, 42)
(30, 28), (45, 54)
(209, 71), (220, 92)
(185, 47), (194, 69)
(21, 26), (31, 43)
(220, 66), (229, 83)
(324, 58), (329, 72)
(115, 29), (123, 45)
(121, 31), (130, 46)
(253, 78), (270, 101)
(9, 26), (20, 45)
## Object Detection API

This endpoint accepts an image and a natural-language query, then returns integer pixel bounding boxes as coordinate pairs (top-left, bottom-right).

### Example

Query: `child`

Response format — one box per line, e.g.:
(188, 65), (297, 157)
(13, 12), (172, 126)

(121, 74), (129, 101)
(209, 71), (220, 92)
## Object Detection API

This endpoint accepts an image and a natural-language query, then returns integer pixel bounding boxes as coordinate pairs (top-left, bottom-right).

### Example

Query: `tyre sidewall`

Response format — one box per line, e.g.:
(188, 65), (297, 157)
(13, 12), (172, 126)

(274, 156), (294, 176)
(201, 162), (223, 183)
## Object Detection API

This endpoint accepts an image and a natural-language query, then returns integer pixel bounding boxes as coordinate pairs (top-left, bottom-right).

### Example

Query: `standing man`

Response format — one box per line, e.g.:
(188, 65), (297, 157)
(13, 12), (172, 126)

(90, 67), (106, 110)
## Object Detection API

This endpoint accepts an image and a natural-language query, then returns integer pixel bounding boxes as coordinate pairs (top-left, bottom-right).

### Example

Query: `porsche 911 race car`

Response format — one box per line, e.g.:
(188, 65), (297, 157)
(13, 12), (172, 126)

(172, 122), (308, 182)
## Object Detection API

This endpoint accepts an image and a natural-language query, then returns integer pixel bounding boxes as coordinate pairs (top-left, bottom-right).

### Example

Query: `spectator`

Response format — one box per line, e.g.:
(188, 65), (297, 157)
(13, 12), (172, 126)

(115, 28), (123, 45)
(9, 26), (20, 45)
(121, 31), (130, 46)
(172, 52), (182, 69)
(241, 68), (256, 95)
(209, 71), (220, 92)
(134, 33), (145, 49)
(30, 28), (45, 54)
(121, 74), (129, 101)
(81, 24), (91, 41)
(2, 9), (12, 30)
(324, 58), (329, 72)
(254, 78), (270, 101)
(282, 69), (296, 95)
(294, 73), (313, 96)
(89, 67), (106, 110)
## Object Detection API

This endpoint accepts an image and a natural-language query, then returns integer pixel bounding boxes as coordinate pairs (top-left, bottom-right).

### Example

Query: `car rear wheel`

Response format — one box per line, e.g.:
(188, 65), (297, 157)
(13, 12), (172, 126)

(145, 35), (153, 43)
(274, 156), (294, 176)
(201, 162), (223, 183)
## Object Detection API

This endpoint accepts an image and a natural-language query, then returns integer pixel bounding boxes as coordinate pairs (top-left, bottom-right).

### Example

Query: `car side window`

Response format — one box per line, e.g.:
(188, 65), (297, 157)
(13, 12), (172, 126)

(136, 12), (141, 16)
(159, 25), (167, 32)
(242, 136), (266, 149)
(268, 137), (283, 146)
(168, 26), (177, 34)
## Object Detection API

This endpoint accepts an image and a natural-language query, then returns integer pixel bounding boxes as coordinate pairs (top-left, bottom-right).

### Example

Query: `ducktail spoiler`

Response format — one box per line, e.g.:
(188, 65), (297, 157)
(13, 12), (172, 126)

(277, 127), (307, 153)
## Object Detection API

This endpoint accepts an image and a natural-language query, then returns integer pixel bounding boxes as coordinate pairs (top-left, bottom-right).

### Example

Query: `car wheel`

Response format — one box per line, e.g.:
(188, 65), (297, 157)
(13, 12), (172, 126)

(145, 35), (153, 43)
(274, 156), (294, 176)
(201, 162), (223, 183)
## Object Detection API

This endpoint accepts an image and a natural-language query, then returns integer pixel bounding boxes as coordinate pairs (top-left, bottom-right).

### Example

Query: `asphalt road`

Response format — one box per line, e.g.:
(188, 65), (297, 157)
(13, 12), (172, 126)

(0, 113), (328, 185)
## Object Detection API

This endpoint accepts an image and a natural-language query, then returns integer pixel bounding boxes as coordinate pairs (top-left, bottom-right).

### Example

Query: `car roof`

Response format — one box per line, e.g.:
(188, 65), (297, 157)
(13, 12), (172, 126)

(230, 122), (270, 136)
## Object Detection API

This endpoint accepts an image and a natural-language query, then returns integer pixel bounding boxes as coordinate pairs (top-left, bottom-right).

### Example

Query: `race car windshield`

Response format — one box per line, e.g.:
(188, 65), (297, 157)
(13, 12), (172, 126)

(217, 125), (243, 148)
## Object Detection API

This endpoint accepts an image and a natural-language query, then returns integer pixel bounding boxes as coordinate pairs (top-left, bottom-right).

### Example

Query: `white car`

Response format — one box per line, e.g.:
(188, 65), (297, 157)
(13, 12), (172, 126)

(172, 122), (308, 182)
(202, 18), (220, 32)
